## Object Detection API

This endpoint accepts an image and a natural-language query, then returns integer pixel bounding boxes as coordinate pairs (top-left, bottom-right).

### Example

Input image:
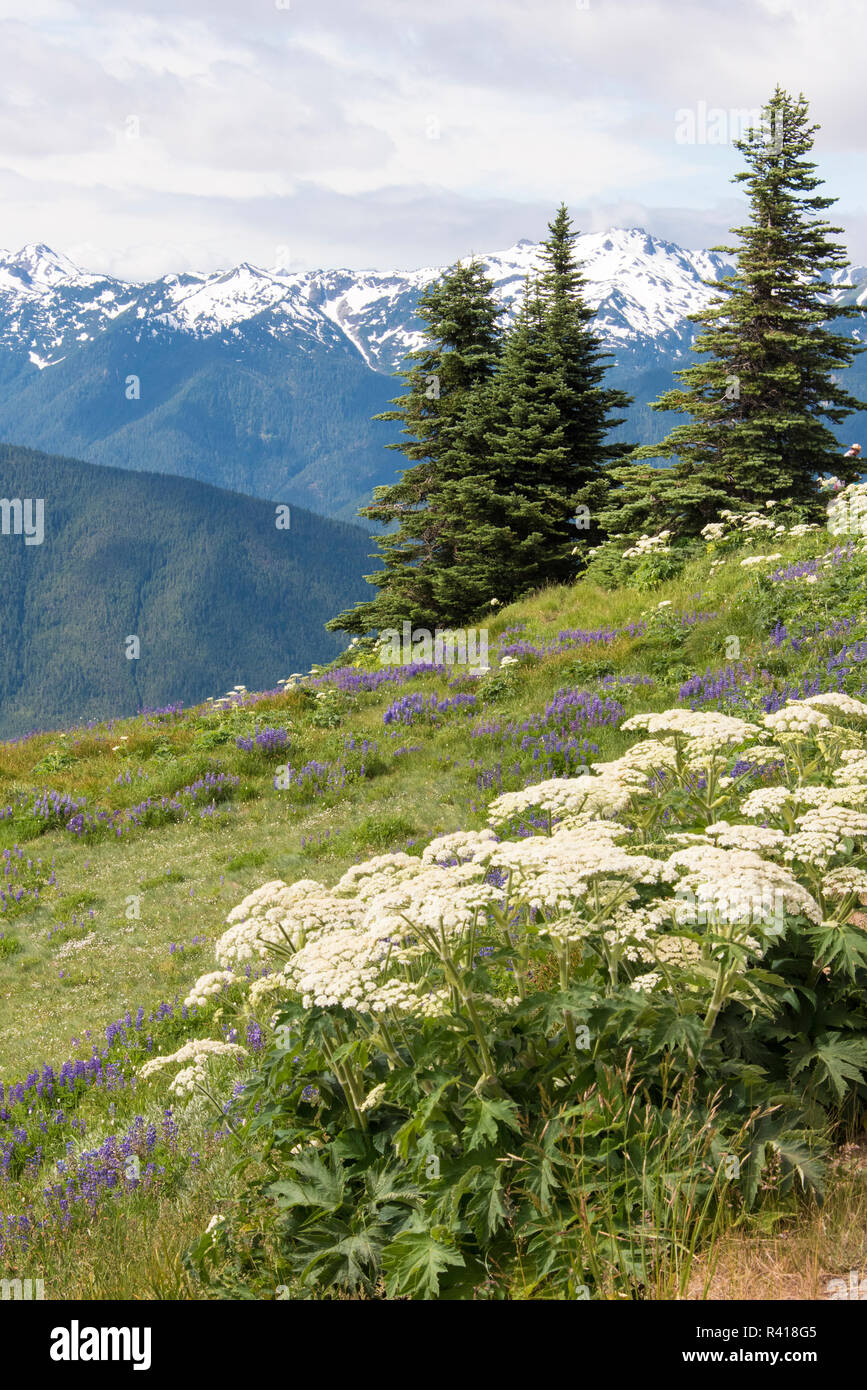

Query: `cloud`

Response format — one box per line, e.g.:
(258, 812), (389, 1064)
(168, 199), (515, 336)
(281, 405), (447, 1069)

(0, 0), (865, 274)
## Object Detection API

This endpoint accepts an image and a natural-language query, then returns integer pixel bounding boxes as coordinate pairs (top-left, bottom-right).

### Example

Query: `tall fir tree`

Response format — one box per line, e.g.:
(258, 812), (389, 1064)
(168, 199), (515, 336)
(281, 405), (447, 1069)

(537, 204), (633, 515)
(428, 205), (632, 619)
(601, 88), (866, 540)
(429, 285), (573, 619)
(327, 260), (502, 635)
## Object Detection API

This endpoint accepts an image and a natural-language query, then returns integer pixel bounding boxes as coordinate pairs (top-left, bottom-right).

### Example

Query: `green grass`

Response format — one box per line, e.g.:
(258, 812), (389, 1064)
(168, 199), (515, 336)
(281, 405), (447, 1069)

(0, 535), (845, 1071)
(1, 520), (865, 1297)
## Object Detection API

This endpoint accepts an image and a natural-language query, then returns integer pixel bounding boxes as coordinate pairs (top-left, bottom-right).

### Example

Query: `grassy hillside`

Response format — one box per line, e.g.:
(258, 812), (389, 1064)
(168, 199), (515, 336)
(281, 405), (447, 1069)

(0, 443), (376, 738)
(2, 501), (867, 1300)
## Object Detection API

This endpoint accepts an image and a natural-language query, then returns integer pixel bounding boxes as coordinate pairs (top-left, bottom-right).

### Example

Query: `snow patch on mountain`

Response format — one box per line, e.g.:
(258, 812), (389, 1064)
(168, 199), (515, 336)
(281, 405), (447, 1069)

(0, 228), (861, 374)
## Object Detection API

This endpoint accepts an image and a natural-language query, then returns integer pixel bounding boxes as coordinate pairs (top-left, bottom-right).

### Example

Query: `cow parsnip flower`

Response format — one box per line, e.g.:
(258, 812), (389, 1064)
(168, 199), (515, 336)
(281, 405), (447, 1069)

(486, 769), (646, 824)
(784, 806), (867, 867)
(802, 692), (867, 721)
(622, 708), (759, 745)
(335, 853), (418, 896)
(629, 971), (662, 993)
(593, 737), (678, 772)
(139, 1038), (246, 1094)
(654, 936), (703, 968)
(361, 861), (495, 938)
(740, 786), (800, 820)
(169, 695), (867, 1074)
(184, 970), (235, 1010)
(216, 880), (360, 966)
(739, 742), (786, 762)
(833, 750), (867, 786)
(664, 844), (822, 924)
(420, 829), (499, 866)
(821, 866), (867, 900)
(706, 821), (786, 853)
(763, 703), (833, 736)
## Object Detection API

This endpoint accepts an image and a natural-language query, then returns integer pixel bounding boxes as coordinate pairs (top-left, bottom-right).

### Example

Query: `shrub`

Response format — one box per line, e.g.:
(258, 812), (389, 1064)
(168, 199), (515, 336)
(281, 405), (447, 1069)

(179, 692), (867, 1298)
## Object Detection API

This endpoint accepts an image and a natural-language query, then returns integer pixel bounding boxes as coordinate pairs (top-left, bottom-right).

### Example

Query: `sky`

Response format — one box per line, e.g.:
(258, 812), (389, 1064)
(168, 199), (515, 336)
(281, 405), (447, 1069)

(1, 0), (865, 280)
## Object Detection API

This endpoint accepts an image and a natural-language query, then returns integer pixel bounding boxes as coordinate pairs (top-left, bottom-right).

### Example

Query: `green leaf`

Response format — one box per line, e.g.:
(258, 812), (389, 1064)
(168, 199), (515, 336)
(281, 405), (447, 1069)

(382, 1230), (466, 1299)
(648, 1010), (705, 1059)
(789, 1032), (867, 1101)
(467, 1167), (509, 1240)
(462, 1095), (522, 1151)
(266, 1151), (345, 1213)
(768, 1136), (825, 1198)
(807, 922), (867, 980)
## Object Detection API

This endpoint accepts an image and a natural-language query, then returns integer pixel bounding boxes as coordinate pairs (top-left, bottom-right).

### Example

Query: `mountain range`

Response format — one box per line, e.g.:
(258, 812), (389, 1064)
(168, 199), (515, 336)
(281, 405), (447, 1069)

(2, 229), (864, 522)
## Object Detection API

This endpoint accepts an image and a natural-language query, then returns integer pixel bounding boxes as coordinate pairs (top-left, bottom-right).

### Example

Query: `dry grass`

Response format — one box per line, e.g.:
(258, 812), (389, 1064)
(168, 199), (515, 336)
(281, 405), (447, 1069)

(687, 1142), (867, 1300)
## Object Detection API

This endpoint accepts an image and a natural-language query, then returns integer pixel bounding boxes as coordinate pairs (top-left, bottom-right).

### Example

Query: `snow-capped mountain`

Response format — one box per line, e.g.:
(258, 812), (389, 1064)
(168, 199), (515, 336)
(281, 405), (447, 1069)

(0, 229), (862, 520)
(0, 228), (738, 373)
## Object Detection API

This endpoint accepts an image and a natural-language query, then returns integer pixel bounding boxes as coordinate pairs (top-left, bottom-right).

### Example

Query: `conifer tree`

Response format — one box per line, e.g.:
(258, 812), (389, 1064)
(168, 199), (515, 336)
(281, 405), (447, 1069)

(537, 205), (633, 509)
(327, 260), (502, 635)
(429, 285), (572, 618)
(429, 206), (631, 619)
(601, 88), (866, 540)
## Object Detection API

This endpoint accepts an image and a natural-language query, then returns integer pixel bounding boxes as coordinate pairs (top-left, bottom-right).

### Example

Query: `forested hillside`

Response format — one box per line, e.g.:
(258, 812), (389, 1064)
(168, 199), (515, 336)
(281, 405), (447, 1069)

(0, 443), (374, 737)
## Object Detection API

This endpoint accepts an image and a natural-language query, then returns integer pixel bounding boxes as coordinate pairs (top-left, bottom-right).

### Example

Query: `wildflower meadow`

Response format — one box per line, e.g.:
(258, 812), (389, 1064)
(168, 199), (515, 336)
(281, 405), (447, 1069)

(3, 487), (867, 1303)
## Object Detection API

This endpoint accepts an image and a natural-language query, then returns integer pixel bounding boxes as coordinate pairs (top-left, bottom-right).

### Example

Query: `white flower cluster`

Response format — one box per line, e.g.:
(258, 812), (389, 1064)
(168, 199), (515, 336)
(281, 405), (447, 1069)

(739, 742), (785, 762)
(420, 829), (499, 865)
(705, 820), (786, 854)
(285, 925), (417, 1014)
(739, 785), (799, 820)
(184, 970), (234, 1009)
(739, 553), (783, 567)
(785, 806), (867, 868)
(727, 510), (779, 533)
(821, 866), (867, 900)
(485, 767), (645, 824)
(763, 703), (833, 736)
(217, 878), (359, 965)
(622, 708), (759, 746)
(701, 506), (824, 549)
(622, 530), (672, 559)
(138, 1038), (246, 1097)
(630, 971), (662, 993)
(336, 853), (418, 898)
(158, 692), (867, 1066)
(801, 692), (867, 722)
(834, 749), (867, 786)
(665, 843), (821, 927)
(827, 481), (867, 538)
(597, 737), (679, 773)
(206, 684), (249, 711)
(363, 862), (502, 938)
